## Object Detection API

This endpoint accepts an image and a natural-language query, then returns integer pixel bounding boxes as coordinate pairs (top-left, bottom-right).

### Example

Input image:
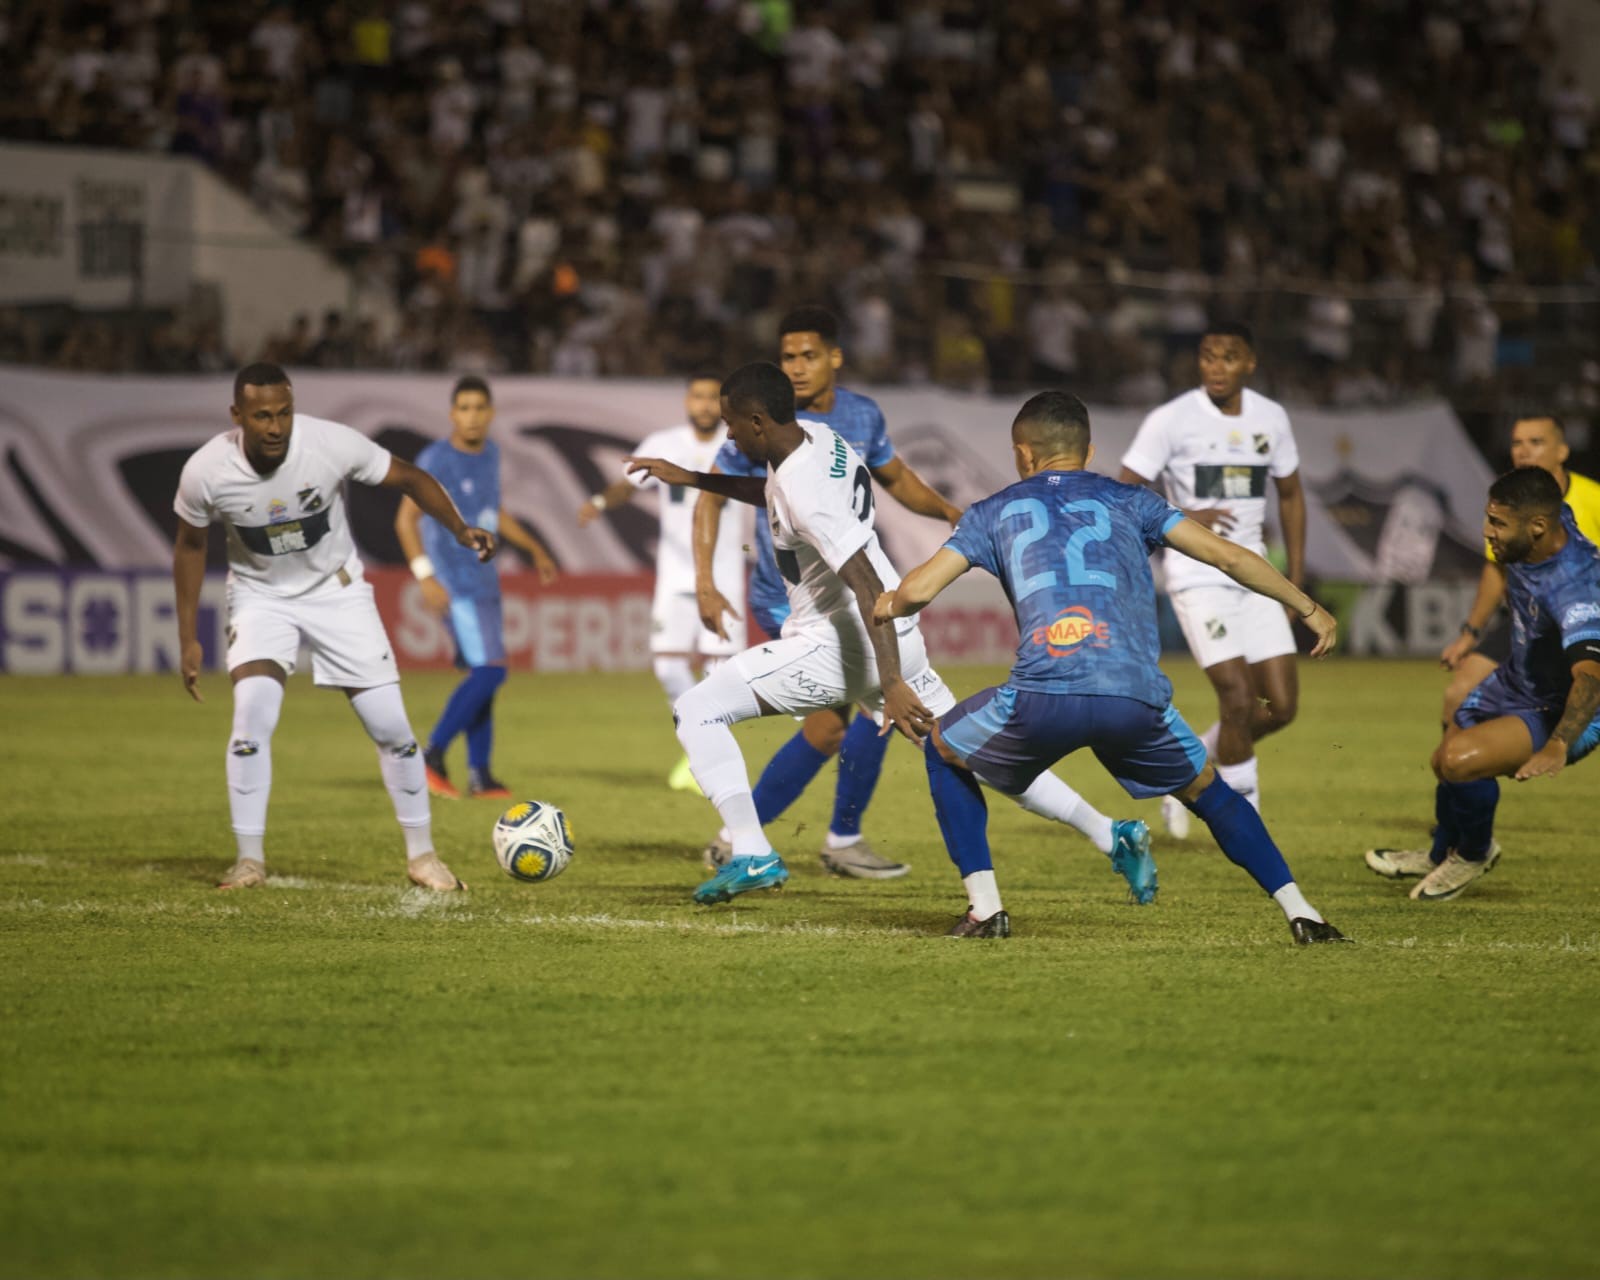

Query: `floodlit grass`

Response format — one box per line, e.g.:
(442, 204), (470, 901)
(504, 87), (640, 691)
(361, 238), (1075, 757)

(1, 659), (1596, 1279)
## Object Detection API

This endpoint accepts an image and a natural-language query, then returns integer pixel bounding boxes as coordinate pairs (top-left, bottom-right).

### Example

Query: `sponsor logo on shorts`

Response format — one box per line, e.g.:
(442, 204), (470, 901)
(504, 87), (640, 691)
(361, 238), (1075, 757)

(392, 740), (418, 759)
(1205, 617), (1227, 640)
(230, 738), (259, 756)
(1031, 606), (1112, 657)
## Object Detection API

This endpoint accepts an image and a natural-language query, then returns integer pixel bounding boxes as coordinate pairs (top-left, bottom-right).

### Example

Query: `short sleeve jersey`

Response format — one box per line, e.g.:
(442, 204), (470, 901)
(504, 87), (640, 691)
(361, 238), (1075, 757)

(417, 438), (501, 600)
(627, 423), (745, 597)
(174, 414), (391, 598)
(945, 470), (1185, 707)
(715, 387), (894, 615)
(1501, 510), (1600, 711)
(766, 423), (911, 647)
(1121, 387), (1299, 592)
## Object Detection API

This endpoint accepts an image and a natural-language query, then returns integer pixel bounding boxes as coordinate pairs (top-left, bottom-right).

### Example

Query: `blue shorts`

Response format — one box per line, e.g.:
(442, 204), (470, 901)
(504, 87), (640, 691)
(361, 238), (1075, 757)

(447, 595), (506, 668)
(1456, 667), (1600, 764)
(752, 599), (791, 642)
(938, 685), (1208, 798)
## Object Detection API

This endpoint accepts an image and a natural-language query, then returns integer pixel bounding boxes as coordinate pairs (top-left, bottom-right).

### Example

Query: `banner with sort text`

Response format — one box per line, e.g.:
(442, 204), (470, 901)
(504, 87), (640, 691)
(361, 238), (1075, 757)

(0, 569), (1031, 675)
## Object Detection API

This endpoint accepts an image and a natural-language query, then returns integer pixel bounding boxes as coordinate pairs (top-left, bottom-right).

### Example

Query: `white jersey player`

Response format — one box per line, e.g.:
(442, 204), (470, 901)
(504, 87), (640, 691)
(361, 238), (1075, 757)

(579, 374), (747, 790)
(173, 363), (495, 892)
(1119, 323), (1308, 831)
(628, 361), (1151, 914)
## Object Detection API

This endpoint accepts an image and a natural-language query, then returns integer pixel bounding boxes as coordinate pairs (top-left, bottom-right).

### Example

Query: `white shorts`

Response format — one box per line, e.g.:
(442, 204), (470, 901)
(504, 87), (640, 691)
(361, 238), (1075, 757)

(728, 625), (956, 719)
(1170, 584), (1297, 670)
(651, 591), (742, 658)
(226, 574), (399, 688)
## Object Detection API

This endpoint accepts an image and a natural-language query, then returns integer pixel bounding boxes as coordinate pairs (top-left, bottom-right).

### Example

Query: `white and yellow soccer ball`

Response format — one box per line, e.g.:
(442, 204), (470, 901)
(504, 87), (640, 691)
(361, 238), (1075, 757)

(492, 801), (575, 883)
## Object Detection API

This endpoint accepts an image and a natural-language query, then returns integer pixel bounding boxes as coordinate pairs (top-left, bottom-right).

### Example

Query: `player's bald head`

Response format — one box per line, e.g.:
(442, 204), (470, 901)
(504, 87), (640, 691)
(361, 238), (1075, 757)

(1012, 391), (1091, 461)
(721, 361), (796, 425)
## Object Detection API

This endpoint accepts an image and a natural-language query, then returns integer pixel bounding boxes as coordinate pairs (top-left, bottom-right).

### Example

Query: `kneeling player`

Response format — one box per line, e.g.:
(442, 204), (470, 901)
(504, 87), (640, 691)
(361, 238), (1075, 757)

(174, 363), (495, 891)
(628, 363), (1157, 909)
(877, 391), (1348, 943)
(1365, 467), (1600, 901)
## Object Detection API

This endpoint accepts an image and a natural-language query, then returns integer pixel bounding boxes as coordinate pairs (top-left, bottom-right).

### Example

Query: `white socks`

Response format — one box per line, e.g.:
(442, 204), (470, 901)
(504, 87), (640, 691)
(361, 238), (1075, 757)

(674, 664), (766, 858)
(652, 655), (697, 703)
(1201, 721), (1221, 756)
(964, 870), (1003, 920)
(1217, 757), (1260, 812)
(1008, 770), (1115, 854)
(349, 684), (434, 859)
(227, 676), (284, 862)
(1273, 882), (1322, 923)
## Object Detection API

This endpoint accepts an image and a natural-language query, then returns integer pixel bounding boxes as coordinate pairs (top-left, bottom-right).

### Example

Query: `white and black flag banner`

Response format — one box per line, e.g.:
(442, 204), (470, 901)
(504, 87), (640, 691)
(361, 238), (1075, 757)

(0, 368), (1496, 671)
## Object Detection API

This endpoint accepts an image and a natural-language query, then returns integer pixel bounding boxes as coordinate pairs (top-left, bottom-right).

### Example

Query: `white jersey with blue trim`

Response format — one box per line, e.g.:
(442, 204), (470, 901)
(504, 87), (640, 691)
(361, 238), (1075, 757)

(765, 423), (913, 647)
(174, 414), (392, 598)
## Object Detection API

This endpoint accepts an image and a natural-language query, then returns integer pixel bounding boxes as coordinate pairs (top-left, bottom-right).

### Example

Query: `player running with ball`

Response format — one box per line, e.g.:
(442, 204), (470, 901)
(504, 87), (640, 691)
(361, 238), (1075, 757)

(173, 363), (494, 892)
(878, 391), (1348, 943)
(627, 363), (1157, 911)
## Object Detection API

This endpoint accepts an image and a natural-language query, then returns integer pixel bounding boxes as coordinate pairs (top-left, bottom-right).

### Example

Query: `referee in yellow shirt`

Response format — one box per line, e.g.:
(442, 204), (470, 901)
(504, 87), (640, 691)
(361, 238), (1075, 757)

(1440, 415), (1600, 723)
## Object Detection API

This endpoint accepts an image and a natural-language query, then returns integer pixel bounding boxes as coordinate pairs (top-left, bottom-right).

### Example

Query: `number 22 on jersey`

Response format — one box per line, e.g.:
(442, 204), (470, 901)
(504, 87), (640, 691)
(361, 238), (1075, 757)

(1001, 497), (1118, 599)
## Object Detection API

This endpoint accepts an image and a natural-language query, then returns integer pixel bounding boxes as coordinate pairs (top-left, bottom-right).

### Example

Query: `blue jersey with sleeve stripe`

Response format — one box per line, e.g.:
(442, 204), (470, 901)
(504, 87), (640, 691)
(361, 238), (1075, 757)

(1502, 508), (1600, 711)
(944, 469), (1185, 707)
(714, 387), (894, 616)
(417, 438), (502, 600)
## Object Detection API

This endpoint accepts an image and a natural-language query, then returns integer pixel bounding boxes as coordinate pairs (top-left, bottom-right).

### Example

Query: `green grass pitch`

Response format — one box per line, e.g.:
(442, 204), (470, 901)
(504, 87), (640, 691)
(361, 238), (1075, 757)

(2, 659), (1596, 1279)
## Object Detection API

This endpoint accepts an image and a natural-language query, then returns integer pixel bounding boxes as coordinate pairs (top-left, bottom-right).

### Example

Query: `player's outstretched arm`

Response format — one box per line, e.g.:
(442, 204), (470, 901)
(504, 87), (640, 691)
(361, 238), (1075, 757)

(1165, 518), (1337, 657)
(500, 507), (559, 583)
(837, 548), (935, 743)
(1516, 660), (1600, 781)
(625, 457), (766, 506)
(692, 486), (740, 641)
(874, 548), (971, 624)
(393, 494), (451, 615)
(1442, 561), (1508, 669)
(381, 457), (495, 561)
(870, 457), (962, 525)
(577, 480), (636, 527)
(172, 518), (210, 702)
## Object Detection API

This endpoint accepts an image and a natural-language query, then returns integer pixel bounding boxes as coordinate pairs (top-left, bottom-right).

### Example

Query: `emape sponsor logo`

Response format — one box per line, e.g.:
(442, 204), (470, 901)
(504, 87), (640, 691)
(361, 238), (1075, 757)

(1030, 606), (1111, 657)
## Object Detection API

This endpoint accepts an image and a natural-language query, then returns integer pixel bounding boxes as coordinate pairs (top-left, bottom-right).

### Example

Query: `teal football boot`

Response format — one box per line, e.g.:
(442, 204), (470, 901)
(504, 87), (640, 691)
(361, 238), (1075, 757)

(692, 853), (790, 905)
(1109, 819), (1158, 905)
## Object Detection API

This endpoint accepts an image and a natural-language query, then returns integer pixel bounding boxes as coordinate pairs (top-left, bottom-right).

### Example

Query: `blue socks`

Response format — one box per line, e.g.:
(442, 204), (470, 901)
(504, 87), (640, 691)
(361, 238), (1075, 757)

(428, 665), (506, 763)
(752, 731), (830, 824)
(924, 737), (992, 875)
(830, 712), (891, 838)
(1188, 773), (1294, 896)
(1429, 782), (1458, 863)
(1442, 778), (1499, 860)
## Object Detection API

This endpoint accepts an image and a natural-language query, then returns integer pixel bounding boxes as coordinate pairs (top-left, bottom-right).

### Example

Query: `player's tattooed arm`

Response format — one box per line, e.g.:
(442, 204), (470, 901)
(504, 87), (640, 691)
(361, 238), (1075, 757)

(875, 548), (971, 624)
(381, 457), (495, 561)
(1516, 660), (1600, 781)
(173, 518), (210, 702)
(624, 457), (766, 506)
(870, 457), (962, 525)
(837, 548), (935, 743)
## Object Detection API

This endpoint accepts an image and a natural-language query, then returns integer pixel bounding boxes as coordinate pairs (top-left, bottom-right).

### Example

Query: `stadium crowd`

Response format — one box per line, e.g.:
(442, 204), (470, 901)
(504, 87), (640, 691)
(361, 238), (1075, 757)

(1, 0), (1597, 415)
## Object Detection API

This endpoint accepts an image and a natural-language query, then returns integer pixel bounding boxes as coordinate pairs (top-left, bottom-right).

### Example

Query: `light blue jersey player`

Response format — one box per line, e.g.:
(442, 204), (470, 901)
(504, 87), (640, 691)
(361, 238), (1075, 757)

(395, 377), (558, 799)
(694, 306), (1021, 883)
(1366, 466), (1600, 902)
(880, 390), (1349, 944)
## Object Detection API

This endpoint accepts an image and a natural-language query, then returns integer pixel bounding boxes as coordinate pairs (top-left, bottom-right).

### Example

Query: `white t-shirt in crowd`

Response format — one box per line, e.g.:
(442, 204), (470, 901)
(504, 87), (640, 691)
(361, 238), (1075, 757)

(625, 423), (745, 599)
(1121, 387), (1300, 593)
(766, 423), (914, 647)
(174, 414), (392, 598)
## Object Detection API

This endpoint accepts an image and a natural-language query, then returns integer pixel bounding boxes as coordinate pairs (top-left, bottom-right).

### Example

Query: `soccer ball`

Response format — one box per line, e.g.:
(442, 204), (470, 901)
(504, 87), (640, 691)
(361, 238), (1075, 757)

(492, 801), (574, 883)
